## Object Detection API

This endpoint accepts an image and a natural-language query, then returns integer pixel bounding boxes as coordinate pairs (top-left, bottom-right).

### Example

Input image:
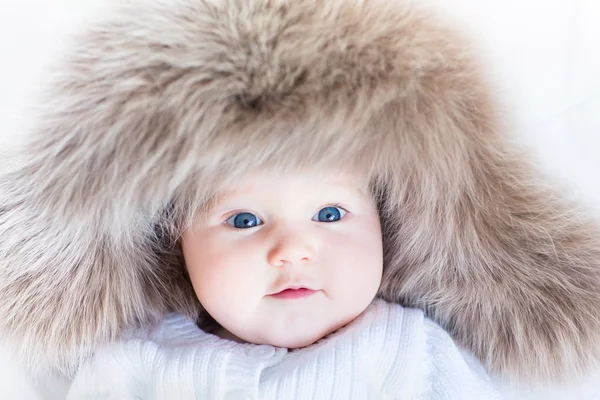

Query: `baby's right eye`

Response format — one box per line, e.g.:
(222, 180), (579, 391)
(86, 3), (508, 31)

(225, 212), (263, 229)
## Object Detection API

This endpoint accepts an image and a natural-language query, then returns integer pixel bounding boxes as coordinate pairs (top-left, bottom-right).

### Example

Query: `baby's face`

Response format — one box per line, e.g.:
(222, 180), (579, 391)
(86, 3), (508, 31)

(181, 170), (383, 348)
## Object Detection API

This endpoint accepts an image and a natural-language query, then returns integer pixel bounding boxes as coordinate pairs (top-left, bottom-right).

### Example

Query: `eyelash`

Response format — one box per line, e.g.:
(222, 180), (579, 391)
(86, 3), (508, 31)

(327, 203), (350, 215)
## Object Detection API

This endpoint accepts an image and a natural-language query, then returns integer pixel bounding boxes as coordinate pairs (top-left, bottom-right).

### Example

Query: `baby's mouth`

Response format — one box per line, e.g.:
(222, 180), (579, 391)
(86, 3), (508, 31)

(268, 286), (318, 300)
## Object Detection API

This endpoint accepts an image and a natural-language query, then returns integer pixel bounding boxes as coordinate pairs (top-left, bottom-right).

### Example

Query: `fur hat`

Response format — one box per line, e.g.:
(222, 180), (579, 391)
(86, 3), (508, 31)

(1, 0), (600, 385)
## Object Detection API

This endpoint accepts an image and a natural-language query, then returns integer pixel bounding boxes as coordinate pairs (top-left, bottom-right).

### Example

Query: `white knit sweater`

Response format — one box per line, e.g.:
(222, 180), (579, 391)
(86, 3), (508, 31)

(66, 299), (502, 399)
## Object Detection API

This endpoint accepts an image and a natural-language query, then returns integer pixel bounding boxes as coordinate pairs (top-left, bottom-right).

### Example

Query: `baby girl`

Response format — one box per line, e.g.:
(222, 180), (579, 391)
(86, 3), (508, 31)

(67, 169), (502, 399)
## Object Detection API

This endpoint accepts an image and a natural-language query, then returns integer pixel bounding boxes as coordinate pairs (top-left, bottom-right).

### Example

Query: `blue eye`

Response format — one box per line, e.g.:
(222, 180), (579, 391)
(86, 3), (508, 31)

(225, 212), (263, 229)
(312, 206), (347, 223)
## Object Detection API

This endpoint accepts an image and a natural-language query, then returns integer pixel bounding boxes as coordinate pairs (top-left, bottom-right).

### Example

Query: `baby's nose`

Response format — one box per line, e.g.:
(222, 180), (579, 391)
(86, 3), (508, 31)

(267, 232), (314, 267)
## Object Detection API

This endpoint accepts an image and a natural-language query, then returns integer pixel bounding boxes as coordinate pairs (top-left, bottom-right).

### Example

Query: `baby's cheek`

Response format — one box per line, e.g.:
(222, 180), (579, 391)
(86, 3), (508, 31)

(328, 236), (381, 297)
(203, 251), (262, 302)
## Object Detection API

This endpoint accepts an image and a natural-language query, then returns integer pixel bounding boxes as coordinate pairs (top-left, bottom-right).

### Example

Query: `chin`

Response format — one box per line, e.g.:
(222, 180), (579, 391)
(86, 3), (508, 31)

(268, 337), (317, 349)
(266, 326), (338, 349)
(280, 337), (319, 349)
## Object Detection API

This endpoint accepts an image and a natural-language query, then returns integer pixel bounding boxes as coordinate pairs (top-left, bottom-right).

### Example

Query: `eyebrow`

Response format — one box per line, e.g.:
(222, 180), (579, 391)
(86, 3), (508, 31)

(331, 183), (370, 199)
(212, 173), (373, 208)
(326, 175), (372, 199)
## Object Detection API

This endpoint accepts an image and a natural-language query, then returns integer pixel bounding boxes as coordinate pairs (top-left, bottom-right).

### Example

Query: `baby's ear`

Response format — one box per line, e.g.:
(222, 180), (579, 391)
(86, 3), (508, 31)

(376, 63), (600, 384)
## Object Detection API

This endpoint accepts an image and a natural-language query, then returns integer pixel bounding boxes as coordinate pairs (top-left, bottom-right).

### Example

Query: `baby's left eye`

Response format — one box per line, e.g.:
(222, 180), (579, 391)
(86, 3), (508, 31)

(225, 212), (263, 229)
(312, 206), (347, 223)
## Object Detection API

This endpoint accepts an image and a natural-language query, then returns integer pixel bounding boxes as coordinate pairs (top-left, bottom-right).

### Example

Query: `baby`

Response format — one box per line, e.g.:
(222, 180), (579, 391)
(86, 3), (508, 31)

(182, 170), (382, 349)
(66, 169), (502, 399)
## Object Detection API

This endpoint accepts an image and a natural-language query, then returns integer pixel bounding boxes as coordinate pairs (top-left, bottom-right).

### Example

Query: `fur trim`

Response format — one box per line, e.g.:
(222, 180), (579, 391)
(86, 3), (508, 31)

(1, 0), (599, 384)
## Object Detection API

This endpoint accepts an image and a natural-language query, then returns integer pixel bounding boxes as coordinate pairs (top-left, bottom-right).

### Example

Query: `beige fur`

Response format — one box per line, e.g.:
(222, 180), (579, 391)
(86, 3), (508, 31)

(1, 0), (599, 385)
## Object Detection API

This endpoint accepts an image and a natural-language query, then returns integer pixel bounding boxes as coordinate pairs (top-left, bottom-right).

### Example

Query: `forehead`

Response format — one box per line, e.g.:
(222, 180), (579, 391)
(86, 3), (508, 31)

(217, 168), (371, 198)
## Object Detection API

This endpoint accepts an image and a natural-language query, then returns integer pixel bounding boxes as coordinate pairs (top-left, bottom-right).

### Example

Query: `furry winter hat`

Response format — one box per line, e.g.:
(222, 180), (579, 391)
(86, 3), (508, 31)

(1, 0), (600, 385)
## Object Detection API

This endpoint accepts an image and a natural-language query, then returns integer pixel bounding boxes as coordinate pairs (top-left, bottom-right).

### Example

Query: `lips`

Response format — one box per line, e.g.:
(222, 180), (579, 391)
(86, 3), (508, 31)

(269, 287), (317, 299)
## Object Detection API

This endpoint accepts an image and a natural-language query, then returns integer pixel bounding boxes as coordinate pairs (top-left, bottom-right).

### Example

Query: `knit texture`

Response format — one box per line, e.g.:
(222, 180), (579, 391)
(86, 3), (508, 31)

(66, 300), (502, 399)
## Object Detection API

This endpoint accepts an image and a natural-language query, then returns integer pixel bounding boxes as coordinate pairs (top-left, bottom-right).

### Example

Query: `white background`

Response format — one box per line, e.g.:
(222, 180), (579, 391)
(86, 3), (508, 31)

(1, 1), (599, 399)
